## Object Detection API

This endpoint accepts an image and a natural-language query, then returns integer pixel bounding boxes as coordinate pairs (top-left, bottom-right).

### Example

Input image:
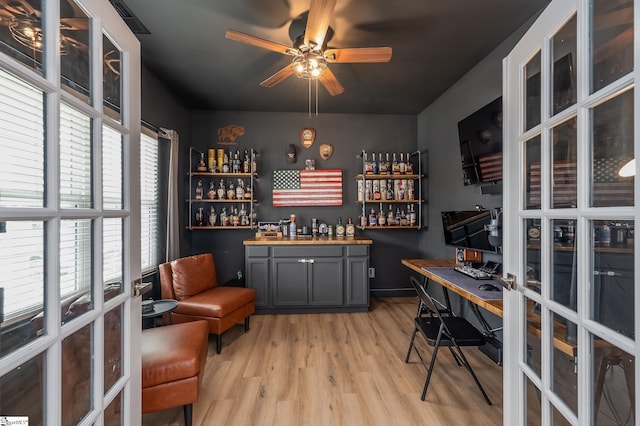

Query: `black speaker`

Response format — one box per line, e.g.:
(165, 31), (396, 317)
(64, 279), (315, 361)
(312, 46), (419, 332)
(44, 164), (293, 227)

(456, 248), (465, 265)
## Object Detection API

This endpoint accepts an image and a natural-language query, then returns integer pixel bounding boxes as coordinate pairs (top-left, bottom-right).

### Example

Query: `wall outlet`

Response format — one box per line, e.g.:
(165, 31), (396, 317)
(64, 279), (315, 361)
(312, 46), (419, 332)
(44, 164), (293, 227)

(368, 267), (375, 278)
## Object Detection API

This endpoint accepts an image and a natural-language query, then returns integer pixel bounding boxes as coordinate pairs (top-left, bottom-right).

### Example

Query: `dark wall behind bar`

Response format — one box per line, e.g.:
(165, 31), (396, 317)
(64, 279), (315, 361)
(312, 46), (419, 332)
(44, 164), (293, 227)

(184, 110), (421, 294)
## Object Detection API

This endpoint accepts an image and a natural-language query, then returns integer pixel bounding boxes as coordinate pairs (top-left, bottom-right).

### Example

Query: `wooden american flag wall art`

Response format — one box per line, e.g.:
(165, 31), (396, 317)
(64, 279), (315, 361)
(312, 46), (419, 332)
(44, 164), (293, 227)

(272, 169), (343, 206)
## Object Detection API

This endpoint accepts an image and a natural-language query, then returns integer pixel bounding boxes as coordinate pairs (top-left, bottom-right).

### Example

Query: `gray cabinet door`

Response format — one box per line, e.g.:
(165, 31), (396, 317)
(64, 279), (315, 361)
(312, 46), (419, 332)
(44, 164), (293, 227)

(347, 256), (369, 306)
(309, 258), (343, 305)
(246, 257), (269, 307)
(272, 258), (308, 306)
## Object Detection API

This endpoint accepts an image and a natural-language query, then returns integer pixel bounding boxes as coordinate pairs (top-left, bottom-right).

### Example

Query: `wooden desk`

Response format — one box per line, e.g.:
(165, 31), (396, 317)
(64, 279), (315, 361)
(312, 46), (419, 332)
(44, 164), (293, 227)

(401, 259), (503, 317)
(401, 258), (578, 358)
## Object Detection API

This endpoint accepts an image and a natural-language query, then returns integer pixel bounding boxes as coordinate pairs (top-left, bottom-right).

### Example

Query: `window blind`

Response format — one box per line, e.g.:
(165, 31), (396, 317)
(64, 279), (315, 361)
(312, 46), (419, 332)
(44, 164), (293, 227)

(0, 69), (44, 208)
(102, 126), (123, 210)
(140, 131), (159, 272)
(0, 221), (44, 321)
(60, 103), (92, 209)
(60, 219), (92, 302)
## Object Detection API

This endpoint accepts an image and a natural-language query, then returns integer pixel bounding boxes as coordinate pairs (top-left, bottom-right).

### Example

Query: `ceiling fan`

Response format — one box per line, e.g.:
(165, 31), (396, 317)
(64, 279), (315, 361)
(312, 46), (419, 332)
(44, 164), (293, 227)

(225, 0), (392, 96)
(0, 0), (88, 53)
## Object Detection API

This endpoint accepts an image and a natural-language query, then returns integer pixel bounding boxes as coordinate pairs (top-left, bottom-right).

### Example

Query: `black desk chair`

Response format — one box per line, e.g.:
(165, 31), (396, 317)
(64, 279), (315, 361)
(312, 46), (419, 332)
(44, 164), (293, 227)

(405, 276), (492, 405)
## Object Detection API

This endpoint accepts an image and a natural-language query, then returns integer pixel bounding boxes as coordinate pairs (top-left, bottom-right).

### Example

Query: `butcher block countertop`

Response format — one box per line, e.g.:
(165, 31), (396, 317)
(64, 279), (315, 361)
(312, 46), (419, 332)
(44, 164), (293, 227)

(243, 236), (373, 245)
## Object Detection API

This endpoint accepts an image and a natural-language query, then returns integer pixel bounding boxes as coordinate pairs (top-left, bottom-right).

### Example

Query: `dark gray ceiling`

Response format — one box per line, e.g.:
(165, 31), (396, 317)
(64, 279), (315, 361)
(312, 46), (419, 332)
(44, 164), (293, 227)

(122, 0), (549, 115)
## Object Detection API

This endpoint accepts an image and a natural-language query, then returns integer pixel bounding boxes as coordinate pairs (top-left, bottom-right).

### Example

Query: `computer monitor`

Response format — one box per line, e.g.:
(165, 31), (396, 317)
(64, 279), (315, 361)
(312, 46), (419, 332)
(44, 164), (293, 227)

(441, 210), (498, 253)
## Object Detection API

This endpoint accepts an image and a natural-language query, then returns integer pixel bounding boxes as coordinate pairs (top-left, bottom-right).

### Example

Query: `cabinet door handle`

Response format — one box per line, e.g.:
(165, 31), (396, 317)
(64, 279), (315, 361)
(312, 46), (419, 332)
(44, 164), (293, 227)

(298, 259), (307, 263)
(308, 259), (315, 264)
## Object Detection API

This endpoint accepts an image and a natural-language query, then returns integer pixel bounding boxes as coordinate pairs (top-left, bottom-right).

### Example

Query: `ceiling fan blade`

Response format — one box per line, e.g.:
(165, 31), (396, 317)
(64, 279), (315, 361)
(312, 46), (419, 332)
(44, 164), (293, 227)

(325, 47), (392, 63)
(260, 64), (295, 87)
(60, 17), (89, 31)
(225, 29), (297, 55)
(5, 0), (38, 17)
(303, 0), (336, 49)
(319, 68), (344, 96)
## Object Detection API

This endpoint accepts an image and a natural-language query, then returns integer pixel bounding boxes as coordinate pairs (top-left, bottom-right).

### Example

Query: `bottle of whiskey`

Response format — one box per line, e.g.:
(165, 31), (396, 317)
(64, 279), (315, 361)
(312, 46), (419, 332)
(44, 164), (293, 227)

(243, 150), (250, 173)
(346, 217), (355, 236)
(379, 153), (387, 174)
(195, 179), (204, 200)
(378, 203), (386, 226)
(372, 153), (379, 174)
(251, 149), (257, 174)
(395, 207), (402, 226)
(405, 152), (413, 174)
(232, 151), (240, 173)
(364, 152), (373, 174)
(400, 209), (408, 226)
(336, 217), (345, 237)
(409, 204), (417, 226)
(399, 153), (406, 174)
(227, 181), (236, 200)
(220, 207), (229, 226)
(222, 152), (230, 173)
(373, 180), (381, 200)
(208, 206), (217, 226)
(387, 205), (394, 226)
(391, 153), (399, 174)
(195, 207), (204, 226)
(217, 179), (226, 200)
(386, 181), (394, 200)
(368, 208), (377, 227)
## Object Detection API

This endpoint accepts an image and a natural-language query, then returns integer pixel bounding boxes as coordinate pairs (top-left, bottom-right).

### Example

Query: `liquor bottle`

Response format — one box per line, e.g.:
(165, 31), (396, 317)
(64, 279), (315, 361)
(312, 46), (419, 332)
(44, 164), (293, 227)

(365, 180), (373, 201)
(400, 209), (408, 226)
(207, 180), (216, 200)
(346, 217), (356, 236)
(372, 153), (379, 174)
(217, 179), (226, 200)
(207, 149), (215, 172)
(227, 181), (236, 200)
(373, 180), (381, 200)
(399, 153), (406, 174)
(220, 207), (229, 226)
(397, 180), (405, 201)
(235, 178), (245, 200)
(239, 205), (248, 226)
(357, 179), (364, 202)
(385, 152), (391, 175)
(208, 206), (217, 226)
(385, 181), (394, 200)
(251, 149), (257, 174)
(336, 217), (345, 237)
(395, 207), (402, 225)
(232, 151), (240, 173)
(407, 180), (415, 201)
(194, 179), (204, 200)
(378, 153), (387, 174)
(378, 203), (386, 226)
(364, 152), (373, 174)
(312, 218), (318, 237)
(369, 208), (377, 227)
(391, 153), (399, 174)
(289, 214), (297, 237)
(197, 152), (207, 171)
(359, 214), (367, 228)
(387, 205), (394, 226)
(405, 152), (413, 174)
(243, 150), (250, 174)
(195, 207), (204, 226)
(222, 152), (230, 173)
(232, 207), (241, 226)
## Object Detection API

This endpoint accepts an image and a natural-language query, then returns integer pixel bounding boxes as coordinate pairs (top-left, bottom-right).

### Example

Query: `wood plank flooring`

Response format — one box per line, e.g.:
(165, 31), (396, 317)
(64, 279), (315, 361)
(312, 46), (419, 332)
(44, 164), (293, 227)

(142, 297), (503, 426)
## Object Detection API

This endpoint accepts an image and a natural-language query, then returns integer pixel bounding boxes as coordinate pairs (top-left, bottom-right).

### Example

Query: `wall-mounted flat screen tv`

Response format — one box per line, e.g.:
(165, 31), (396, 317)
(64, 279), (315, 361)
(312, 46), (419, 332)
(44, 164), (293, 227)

(441, 210), (497, 253)
(457, 97), (503, 186)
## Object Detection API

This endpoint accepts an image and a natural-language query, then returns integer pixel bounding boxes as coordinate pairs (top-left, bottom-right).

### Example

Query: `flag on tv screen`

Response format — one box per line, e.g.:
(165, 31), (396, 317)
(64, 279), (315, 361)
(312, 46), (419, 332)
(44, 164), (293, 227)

(273, 169), (343, 206)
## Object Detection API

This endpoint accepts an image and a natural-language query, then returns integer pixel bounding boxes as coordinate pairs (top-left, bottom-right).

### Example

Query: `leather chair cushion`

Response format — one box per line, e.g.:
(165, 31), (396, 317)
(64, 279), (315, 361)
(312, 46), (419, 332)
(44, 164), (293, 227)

(142, 320), (209, 388)
(175, 287), (256, 318)
(171, 254), (218, 300)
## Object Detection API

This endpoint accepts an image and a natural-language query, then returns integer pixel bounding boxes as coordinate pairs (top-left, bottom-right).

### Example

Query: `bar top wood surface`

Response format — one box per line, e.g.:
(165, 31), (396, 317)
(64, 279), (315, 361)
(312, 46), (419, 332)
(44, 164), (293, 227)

(401, 258), (503, 318)
(244, 236), (373, 245)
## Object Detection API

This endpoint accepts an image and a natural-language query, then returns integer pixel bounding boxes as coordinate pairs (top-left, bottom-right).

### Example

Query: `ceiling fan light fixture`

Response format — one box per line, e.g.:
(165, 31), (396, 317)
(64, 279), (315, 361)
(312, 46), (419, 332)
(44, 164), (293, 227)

(292, 51), (327, 79)
(9, 15), (70, 55)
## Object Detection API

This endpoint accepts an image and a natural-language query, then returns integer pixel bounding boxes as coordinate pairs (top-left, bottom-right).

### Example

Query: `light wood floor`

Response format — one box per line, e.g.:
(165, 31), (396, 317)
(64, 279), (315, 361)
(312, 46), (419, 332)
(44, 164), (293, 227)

(142, 297), (503, 426)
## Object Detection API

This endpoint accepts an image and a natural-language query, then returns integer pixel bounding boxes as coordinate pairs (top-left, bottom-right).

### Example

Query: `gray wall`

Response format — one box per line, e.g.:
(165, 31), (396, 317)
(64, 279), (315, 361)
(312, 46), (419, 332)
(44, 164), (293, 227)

(184, 111), (422, 293)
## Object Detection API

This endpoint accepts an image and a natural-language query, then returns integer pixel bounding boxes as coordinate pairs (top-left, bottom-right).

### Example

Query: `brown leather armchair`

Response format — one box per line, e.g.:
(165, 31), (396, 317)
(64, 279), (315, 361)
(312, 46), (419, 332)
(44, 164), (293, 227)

(159, 253), (256, 353)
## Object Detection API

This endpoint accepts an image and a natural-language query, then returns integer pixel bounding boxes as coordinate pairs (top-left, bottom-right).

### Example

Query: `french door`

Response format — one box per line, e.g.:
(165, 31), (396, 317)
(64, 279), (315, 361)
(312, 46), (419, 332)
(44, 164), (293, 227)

(0, 1), (141, 425)
(503, 0), (638, 424)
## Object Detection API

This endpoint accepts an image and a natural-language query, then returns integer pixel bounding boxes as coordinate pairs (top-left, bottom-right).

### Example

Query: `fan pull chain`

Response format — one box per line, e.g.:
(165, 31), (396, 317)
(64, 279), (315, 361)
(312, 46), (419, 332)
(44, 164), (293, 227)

(308, 77), (312, 118)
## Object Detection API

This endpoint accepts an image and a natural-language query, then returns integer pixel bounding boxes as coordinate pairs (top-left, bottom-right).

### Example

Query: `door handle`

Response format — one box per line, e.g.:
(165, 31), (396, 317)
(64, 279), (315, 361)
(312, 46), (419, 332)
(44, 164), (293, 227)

(494, 273), (517, 290)
(298, 259), (307, 263)
(308, 259), (315, 264)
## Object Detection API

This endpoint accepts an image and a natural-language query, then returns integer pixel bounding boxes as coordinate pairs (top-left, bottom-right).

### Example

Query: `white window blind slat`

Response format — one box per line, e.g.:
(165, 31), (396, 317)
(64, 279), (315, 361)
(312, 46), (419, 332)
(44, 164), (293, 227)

(60, 219), (93, 299)
(0, 69), (45, 208)
(60, 103), (92, 209)
(140, 132), (159, 272)
(0, 221), (45, 320)
(103, 218), (123, 284)
(103, 126), (123, 210)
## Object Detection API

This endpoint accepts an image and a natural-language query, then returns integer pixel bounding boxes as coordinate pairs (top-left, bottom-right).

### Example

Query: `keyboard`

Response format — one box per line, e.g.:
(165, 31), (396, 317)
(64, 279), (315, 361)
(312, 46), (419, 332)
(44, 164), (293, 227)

(454, 265), (493, 280)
